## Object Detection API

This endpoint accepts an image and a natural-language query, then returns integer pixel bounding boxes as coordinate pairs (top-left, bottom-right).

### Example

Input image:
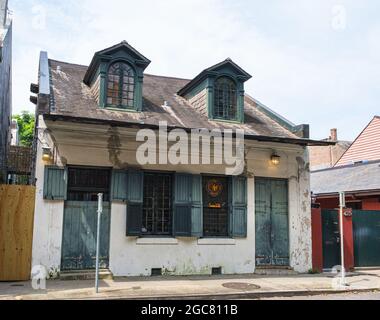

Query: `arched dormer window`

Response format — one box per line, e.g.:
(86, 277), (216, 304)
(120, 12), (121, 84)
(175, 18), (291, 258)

(214, 77), (237, 120)
(107, 62), (135, 109)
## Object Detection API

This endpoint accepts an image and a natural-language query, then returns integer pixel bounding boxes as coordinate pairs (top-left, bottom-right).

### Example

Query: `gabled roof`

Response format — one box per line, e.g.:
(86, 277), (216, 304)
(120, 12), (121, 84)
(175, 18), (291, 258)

(83, 41), (151, 85)
(335, 116), (380, 167)
(311, 160), (380, 195)
(39, 54), (332, 146)
(177, 58), (252, 97)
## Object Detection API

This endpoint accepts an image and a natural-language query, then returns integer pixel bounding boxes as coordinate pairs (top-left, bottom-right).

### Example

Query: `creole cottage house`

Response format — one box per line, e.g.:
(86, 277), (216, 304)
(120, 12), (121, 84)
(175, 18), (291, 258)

(31, 41), (330, 277)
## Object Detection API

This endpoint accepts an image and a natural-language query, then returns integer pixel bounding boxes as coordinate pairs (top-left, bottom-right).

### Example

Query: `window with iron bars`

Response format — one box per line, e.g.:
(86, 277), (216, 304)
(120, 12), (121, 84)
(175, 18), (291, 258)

(202, 176), (229, 237)
(142, 173), (173, 235)
(67, 167), (110, 202)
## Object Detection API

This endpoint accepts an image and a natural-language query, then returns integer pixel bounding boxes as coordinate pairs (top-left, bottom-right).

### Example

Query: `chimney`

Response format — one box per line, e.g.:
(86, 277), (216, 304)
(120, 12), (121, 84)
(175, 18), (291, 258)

(330, 128), (338, 141)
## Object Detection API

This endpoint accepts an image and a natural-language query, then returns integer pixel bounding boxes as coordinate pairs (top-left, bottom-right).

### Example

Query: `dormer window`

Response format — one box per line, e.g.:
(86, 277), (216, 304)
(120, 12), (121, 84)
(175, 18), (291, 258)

(177, 58), (252, 123)
(84, 41), (151, 111)
(107, 62), (135, 109)
(214, 76), (237, 121)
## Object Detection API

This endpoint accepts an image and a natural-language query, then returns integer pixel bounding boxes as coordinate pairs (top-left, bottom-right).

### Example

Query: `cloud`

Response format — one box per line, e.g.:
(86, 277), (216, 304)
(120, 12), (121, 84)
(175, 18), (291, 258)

(9, 0), (380, 141)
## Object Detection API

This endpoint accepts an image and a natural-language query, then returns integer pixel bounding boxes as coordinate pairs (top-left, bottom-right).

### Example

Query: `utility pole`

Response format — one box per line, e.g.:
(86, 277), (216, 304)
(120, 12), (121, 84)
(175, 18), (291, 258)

(339, 191), (347, 287)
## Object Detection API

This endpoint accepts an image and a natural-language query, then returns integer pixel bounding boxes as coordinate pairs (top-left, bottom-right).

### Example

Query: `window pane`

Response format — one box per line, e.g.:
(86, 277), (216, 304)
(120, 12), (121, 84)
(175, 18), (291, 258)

(214, 77), (237, 120)
(142, 173), (173, 235)
(202, 176), (229, 237)
(107, 62), (135, 108)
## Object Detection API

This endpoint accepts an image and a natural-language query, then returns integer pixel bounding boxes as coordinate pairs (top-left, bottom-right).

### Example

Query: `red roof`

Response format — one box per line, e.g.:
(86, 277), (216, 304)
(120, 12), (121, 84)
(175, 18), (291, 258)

(335, 116), (380, 167)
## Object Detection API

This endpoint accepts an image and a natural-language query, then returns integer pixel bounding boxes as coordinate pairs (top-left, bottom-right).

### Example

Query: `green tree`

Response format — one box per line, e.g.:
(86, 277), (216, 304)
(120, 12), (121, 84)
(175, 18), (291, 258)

(12, 111), (35, 147)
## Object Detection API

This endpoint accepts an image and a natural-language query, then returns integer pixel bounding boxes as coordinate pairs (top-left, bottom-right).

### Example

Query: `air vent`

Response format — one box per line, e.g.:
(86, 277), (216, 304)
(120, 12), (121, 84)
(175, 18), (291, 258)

(151, 268), (162, 276)
(212, 267), (222, 275)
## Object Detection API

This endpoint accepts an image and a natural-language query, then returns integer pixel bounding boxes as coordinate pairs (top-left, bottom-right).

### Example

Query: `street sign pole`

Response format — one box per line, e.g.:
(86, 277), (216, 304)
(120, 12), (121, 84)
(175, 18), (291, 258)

(339, 191), (346, 286)
(95, 193), (103, 294)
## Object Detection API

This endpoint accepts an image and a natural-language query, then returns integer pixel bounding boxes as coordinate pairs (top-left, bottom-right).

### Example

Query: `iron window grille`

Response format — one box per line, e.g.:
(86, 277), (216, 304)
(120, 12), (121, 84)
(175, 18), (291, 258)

(214, 77), (237, 120)
(107, 62), (135, 109)
(203, 176), (229, 237)
(67, 167), (111, 202)
(142, 173), (173, 235)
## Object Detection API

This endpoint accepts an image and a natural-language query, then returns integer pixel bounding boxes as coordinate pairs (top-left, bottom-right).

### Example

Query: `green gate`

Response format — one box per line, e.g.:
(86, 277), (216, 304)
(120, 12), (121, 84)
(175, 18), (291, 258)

(61, 201), (110, 270)
(353, 210), (380, 267)
(255, 178), (289, 266)
(321, 209), (340, 269)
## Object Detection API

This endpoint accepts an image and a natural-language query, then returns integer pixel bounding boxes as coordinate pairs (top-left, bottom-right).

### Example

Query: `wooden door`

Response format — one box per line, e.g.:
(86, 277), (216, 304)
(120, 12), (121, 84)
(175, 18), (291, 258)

(255, 178), (289, 266)
(61, 201), (110, 270)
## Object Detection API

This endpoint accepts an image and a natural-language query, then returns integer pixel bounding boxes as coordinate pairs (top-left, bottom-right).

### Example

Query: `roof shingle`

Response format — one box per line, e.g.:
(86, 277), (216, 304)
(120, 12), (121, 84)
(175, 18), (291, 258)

(48, 59), (300, 138)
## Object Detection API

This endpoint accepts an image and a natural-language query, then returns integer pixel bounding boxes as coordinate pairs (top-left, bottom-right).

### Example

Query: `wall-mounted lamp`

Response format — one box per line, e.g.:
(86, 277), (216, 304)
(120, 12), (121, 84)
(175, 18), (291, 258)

(271, 154), (281, 166)
(42, 147), (53, 162)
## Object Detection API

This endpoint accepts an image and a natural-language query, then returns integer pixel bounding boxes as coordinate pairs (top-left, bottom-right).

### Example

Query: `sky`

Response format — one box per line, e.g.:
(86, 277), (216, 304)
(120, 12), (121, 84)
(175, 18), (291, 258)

(8, 0), (380, 141)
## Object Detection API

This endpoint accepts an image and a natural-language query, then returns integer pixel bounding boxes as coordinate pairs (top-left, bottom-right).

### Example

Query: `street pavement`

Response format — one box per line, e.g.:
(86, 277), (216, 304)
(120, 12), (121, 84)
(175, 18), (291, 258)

(1, 270), (380, 300)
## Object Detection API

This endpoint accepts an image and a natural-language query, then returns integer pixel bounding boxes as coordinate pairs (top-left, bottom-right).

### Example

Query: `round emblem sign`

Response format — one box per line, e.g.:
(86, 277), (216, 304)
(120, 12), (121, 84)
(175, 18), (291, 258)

(207, 179), (223, 197)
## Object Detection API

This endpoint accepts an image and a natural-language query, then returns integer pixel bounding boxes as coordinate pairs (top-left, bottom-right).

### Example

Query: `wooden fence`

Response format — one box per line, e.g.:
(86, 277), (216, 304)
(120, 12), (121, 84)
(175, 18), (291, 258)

(0, 185), (35, 281)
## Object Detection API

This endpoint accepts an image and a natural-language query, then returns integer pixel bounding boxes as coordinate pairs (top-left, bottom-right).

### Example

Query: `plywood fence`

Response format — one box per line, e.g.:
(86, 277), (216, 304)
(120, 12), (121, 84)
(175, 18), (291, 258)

(0, 185), (35, 281)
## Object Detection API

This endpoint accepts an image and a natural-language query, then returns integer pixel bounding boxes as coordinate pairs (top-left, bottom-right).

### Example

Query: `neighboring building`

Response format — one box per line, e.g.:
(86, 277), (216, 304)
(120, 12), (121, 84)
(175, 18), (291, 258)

(312, 116), (380, 209)
(31, 41), (330, 277)
(335, 116), (380, 167)
(311, 118), (380, 269)
(0, 0), (12, 183)
(311, 160), (380, 210)
(309, 129), (351, 171)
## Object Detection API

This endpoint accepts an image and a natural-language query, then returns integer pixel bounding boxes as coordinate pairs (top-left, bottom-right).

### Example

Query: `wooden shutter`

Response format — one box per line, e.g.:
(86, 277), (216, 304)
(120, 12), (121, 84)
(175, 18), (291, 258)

(126, 170), (143, 236)
(43, 166), (67, 200)
(230, 176), (247, 237)
(173, 173), (192, 236)
(191, 175), (203, 237)
(111, 170), (127, 202)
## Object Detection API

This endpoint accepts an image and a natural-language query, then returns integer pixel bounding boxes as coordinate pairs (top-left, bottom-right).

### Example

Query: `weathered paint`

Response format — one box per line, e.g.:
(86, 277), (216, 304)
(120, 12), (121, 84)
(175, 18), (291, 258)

(32, 117), (312, 276)
(255, 178), (289, 266)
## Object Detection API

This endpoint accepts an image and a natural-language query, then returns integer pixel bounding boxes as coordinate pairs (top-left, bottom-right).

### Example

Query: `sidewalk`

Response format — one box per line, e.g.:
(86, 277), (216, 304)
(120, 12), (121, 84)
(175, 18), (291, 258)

(1, 270), (380, 300)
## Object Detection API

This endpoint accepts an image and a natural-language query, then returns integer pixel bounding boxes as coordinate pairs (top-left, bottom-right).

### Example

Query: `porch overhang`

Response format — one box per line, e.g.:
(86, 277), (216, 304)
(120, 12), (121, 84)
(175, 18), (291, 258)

(43, 114), (334, 147)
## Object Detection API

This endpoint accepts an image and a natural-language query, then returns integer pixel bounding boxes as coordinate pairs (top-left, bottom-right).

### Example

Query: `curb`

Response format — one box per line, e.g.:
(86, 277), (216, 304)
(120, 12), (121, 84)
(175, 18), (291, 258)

(67, 287), (380, 300)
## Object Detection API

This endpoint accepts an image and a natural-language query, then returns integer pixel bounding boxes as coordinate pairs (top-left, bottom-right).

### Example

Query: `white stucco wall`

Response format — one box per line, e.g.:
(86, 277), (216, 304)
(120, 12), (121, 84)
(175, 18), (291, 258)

(32, 120), (65, 278)
(31, 118), (312, 277)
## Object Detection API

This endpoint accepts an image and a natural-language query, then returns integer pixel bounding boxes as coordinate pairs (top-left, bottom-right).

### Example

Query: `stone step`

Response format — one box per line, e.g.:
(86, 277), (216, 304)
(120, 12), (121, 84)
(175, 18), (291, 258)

(254, 267), (298, 276)
(60, 269), (113, 281)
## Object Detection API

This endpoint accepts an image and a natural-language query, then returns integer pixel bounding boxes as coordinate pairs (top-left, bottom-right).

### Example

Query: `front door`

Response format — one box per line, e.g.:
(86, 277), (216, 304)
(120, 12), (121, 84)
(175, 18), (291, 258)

(321, 209), (340, 269)
(61, 167), (111, 271)
(255, 178), (289, 266)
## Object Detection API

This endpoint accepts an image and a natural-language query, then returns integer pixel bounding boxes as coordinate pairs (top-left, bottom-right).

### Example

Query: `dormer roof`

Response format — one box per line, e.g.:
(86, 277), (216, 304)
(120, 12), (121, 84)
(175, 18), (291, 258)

(177, 58), (252, 97)
(83, 41), (151, 85)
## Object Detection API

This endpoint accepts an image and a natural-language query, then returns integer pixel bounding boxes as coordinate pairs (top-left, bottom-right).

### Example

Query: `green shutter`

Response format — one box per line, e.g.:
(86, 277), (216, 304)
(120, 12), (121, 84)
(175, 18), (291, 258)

(126, 170), (144, 236)
(173, 173), (192, 236)
(111, 170), (127, 202)
(43, 166), (67, 200)
(127, 170), (144, 203)
(230, 176), (247, 238)
(191, 175), (203, 237)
